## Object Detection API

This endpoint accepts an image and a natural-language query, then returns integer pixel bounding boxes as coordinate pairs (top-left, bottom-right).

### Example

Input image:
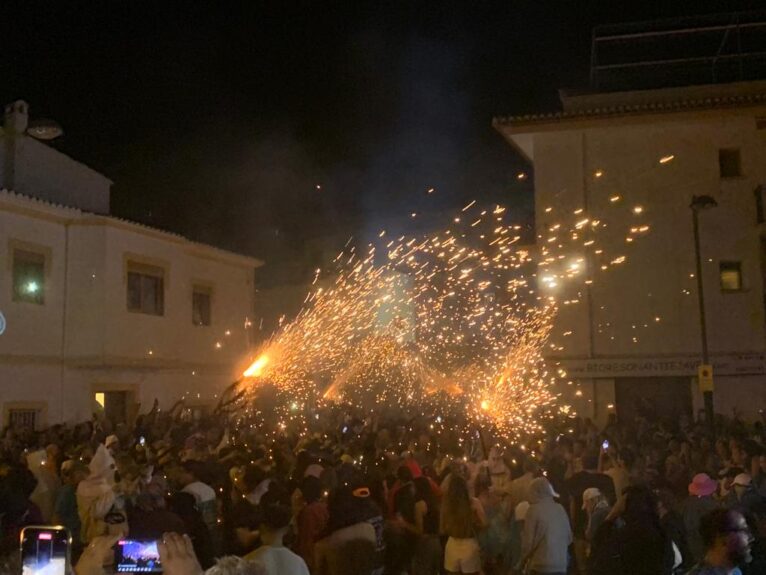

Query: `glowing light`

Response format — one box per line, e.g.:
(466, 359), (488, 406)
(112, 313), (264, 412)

(243, 354), (270, 378)
(659, 155), (675, 164)
(517, 172), (527, 180)
(25, 281), (39, 294)
(610, 195), (621, 203)
(594, 170), (603, 178)
(633, 206), (644, 214)
(228, 196), (646, 439)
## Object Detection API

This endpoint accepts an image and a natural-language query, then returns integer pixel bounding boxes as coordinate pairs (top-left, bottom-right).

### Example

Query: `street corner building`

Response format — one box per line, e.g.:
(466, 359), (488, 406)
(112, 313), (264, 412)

(494, 67), (766, 424)
(0, 101), (262, 429)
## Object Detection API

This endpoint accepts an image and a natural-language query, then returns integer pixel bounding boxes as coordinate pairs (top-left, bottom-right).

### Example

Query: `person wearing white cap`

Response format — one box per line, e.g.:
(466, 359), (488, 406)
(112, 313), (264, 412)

(518, 477), (571, 575)
(724, 473), (761, 515)
(582, 487), (610, 543)
(104, 434), (120, 455)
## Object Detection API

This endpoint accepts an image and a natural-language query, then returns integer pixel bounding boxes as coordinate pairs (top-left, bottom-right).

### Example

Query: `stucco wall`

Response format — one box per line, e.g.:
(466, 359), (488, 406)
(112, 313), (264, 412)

(0, 196), (257, 426)
(0, 208), (68, 357)
(533, 115), (766, 359)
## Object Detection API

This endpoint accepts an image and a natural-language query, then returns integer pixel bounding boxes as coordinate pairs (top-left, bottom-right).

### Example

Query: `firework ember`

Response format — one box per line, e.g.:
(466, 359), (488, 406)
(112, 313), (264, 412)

(241, 198), (646, 438)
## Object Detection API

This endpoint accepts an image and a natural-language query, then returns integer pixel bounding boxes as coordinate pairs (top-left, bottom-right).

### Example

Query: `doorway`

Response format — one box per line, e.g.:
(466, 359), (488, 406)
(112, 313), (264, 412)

(94, 391), (129, 424)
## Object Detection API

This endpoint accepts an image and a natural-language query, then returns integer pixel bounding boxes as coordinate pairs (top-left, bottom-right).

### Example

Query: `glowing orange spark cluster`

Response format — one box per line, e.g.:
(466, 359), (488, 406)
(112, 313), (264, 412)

(241, 195), (648, 438)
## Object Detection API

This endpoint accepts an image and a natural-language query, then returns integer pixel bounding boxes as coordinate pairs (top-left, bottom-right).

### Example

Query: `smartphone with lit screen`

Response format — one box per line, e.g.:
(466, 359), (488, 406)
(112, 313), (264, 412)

(20, 525), (71, 575)
(115, 539), (163, 573)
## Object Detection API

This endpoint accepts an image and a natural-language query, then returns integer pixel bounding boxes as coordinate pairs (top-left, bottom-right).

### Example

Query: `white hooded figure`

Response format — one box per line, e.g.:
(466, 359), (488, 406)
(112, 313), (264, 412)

(76, 444), (117, 543)
(27, 449), (61, 523)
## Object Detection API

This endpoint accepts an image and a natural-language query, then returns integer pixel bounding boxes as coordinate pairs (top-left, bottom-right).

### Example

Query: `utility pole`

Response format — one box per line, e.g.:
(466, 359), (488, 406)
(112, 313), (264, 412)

(690, 195), (717, 432)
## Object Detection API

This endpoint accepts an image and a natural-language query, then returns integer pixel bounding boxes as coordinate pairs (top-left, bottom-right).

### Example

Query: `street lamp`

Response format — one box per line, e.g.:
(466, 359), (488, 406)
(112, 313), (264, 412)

(690, 194), (717, 431)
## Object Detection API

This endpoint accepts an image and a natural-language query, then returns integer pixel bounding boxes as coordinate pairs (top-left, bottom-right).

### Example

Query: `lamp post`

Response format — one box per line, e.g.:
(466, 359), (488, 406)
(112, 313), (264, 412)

(690, 195), (717, 431)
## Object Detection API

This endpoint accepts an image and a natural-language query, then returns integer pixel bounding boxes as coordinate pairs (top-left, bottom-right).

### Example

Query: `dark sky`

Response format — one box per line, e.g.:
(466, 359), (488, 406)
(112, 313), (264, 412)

(2, 1), (761, 278)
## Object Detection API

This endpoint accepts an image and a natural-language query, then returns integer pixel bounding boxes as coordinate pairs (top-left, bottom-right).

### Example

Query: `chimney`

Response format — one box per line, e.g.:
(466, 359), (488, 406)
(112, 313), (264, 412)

(4, 100), (29, 134)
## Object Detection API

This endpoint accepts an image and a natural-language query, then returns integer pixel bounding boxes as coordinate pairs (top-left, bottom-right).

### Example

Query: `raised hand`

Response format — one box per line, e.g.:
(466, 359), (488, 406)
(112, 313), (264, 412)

(158, 532), (204, 575)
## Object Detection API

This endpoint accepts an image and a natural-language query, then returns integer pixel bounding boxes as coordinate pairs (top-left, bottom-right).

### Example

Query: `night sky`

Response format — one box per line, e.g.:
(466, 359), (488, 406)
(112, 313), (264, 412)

(2, 1), (761, 280)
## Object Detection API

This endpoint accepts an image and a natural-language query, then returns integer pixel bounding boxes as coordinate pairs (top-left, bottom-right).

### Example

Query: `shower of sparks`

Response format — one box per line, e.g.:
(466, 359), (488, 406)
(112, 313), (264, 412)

(240, 197), (648, 439)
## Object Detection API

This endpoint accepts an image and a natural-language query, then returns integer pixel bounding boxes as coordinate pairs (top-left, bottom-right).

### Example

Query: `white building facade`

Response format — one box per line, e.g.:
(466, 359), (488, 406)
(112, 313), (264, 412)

(495, 81), (766, 424)
(0, 102), (260, 429)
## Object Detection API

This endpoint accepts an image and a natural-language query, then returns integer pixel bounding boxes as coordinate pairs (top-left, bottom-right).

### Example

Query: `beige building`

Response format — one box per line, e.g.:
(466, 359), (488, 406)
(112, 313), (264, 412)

(0, 101), (261, 428)
(494, 80), (766, 424)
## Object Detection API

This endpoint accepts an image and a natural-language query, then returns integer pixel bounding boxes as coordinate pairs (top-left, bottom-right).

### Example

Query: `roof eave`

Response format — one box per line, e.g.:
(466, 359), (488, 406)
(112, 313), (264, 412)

(493, 97), (766, 136)
(491, 117), (534, 163)
(0, 189), (264, 269)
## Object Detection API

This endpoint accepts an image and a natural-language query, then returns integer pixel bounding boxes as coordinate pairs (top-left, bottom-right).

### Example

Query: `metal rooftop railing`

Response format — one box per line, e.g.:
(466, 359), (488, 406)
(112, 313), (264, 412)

(590, 11), (766, 91)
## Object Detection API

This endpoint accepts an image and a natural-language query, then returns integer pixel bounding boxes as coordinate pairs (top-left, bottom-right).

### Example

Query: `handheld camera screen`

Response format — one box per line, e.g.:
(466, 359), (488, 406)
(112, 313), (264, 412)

(21, 527), (69, 575)
(116, 539), (162, 573)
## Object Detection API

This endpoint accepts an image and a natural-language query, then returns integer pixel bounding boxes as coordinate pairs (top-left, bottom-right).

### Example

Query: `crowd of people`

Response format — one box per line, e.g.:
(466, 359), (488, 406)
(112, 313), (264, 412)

(1, 398), (766, 575)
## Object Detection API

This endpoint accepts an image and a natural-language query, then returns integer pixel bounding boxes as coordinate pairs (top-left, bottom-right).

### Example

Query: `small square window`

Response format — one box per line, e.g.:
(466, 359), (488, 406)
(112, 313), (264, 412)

(127, 262), (164, 315)
(720, 261), (743, 292)
(192, 287), (212, 326)
(719, 149), (742, 178)
(8, 408), (39, 430)
(12, 249), (45, 304)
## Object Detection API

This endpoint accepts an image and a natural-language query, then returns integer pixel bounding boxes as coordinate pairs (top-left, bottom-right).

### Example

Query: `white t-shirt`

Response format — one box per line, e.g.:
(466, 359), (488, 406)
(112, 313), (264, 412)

(182, 481), (216, 504)
(247, 545), (309, 575)
(247, 478), (272, 505)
